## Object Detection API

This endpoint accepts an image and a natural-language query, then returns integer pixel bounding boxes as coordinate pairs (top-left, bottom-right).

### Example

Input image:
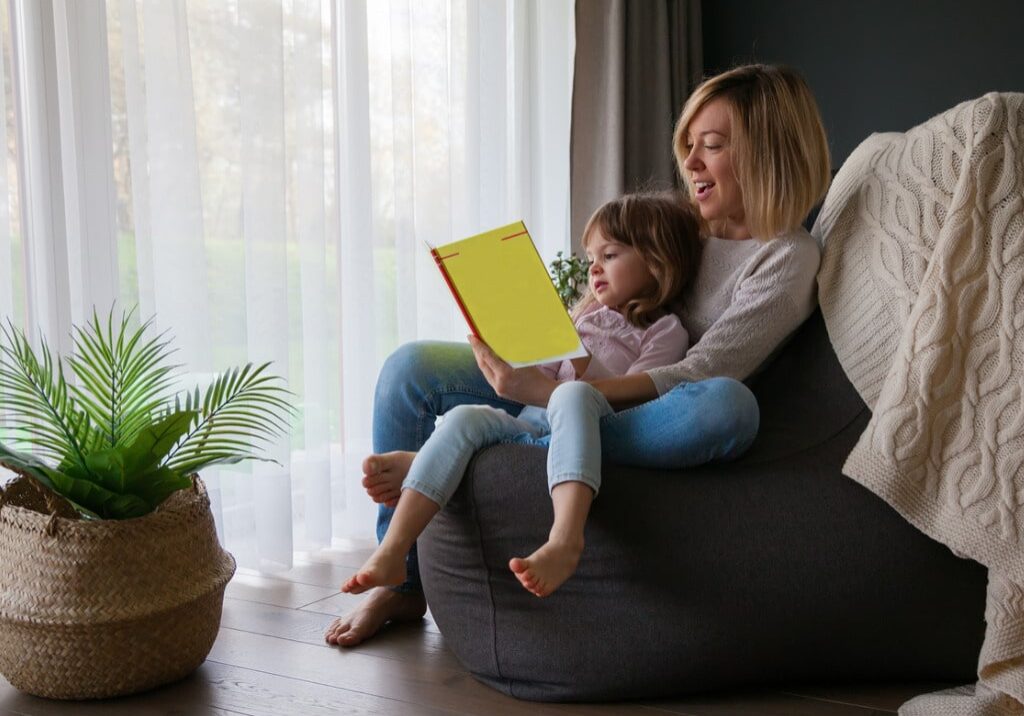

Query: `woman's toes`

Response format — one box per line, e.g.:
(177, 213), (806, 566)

(324, 618), (349, 643)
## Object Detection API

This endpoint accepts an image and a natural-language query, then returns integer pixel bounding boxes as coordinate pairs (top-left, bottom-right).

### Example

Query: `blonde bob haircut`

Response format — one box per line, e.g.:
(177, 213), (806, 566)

(572, 192), (702, 329)
(673, 64), (831, 239)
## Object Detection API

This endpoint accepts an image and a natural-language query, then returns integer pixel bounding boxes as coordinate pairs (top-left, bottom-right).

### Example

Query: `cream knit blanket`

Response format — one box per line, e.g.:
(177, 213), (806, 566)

(815, 92), (1024, 716)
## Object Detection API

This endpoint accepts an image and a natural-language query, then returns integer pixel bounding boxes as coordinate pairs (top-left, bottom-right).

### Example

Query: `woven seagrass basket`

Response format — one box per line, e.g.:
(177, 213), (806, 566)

(0, 475), (236, 700)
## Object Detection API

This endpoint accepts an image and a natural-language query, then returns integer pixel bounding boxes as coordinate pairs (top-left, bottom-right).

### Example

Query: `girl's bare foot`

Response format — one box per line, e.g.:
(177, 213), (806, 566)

(341, 546), (407, 594)
(323, 587), (426, 647)
(362, 451), (416, 507)
(508, 538), (583, 597)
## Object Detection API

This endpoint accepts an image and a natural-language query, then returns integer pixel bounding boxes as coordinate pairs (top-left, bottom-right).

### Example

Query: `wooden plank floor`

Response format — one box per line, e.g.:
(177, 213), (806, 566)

(0, 540), (960, 715)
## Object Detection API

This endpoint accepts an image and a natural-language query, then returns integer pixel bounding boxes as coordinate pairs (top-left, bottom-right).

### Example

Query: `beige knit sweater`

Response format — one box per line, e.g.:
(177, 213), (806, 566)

(816, 92), (1024, 716)
(647, 228), (821, 393)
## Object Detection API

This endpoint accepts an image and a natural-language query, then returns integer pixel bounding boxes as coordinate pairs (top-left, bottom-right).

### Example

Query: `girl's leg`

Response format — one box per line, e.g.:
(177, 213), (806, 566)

(599, 376), (760, 468)
(346, 403), (546, 594)
(401, 403), (546, 507)
(341, 489), (440, 594)
(510, 381), (614, 597)
(371, 341), (523, 593)
(327, 342), (520, 648)
(545, 381), (612, 494)
(509, 482), (593, 597)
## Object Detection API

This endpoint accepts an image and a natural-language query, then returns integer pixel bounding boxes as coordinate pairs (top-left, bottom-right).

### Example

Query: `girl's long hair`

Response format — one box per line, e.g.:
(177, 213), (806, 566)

(571, 192), (702, 329)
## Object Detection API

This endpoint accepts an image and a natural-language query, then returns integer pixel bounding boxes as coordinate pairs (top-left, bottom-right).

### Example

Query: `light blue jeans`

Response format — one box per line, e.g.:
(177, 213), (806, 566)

(404, 381), (613, 507)
(373, 341), (759, 593)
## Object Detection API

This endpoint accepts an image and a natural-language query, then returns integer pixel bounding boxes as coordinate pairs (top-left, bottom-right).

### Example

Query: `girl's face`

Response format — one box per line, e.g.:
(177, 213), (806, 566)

(585, 230), (656, 312)
(681, 97), (750, 240)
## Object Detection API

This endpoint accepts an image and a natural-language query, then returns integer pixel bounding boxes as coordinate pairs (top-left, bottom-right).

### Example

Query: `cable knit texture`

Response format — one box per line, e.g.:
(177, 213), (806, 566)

(815, 92), (1024, 716)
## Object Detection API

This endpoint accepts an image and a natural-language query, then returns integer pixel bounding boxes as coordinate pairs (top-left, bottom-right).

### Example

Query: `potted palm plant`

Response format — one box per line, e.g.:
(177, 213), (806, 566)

(0, 310), (291, 699)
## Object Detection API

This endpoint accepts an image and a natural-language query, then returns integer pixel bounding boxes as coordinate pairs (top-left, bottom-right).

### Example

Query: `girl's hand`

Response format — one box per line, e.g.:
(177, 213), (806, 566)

(468, 335), (558, 407)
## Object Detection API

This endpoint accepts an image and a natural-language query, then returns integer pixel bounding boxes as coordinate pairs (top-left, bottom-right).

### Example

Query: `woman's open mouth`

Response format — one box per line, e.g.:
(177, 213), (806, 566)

(695, 181), (715, 200)
(593, 281), (608, 292)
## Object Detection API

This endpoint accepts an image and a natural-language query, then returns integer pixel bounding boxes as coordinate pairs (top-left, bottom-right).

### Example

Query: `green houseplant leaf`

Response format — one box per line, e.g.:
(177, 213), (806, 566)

(0, 310), (292, 520)
(0, 442), (68, 499)
(0, 322), (98, 469)
(0, 442), (130, 519)
(164, 363), (292, 476)
(548, 251), (591, 308)
(67, 308), (179, 449)
(54, 411), (196, 515)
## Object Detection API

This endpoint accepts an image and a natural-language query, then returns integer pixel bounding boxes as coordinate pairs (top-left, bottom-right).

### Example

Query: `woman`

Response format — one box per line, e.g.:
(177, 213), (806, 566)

(325, 63), (831, 647)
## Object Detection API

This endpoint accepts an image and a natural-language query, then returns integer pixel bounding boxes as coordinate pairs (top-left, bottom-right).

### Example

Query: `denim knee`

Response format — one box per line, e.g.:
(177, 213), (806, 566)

(437, 404), (508, 445)
(442, 403), (486, 431)
(376, 341), (433, 402)
(547, 380), (608, 415)
(701, 377), (760, 458)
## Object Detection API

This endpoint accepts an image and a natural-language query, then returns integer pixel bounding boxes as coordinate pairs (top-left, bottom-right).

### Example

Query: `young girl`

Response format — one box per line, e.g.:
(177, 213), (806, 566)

(341, 192), (701, 598)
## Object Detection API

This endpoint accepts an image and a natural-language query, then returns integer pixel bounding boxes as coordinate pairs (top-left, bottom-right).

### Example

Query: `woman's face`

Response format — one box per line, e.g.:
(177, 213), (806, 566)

(681, 98), (750, 240)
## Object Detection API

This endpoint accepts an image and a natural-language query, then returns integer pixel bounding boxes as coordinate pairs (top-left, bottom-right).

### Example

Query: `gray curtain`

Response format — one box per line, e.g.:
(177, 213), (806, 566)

(570, 0), (702, 241)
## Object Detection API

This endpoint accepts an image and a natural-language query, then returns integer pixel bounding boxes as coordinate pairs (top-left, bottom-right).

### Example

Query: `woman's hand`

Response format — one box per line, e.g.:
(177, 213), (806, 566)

(468, 335), (558, 407)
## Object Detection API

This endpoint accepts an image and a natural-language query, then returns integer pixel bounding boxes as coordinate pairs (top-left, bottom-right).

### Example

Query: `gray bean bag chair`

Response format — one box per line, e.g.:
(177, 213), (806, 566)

(417, 309), (988, 701)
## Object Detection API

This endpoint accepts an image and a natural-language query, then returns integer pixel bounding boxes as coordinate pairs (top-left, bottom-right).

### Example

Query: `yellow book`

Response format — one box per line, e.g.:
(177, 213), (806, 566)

(430, 221), (586, 368)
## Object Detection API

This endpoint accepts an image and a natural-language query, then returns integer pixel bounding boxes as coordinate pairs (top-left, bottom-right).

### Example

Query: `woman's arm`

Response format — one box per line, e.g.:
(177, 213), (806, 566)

(588, 372), (660, 410)
(647, 232), (820, 393)
(469, 336), (660, 410)
(578, 316), (687, 408)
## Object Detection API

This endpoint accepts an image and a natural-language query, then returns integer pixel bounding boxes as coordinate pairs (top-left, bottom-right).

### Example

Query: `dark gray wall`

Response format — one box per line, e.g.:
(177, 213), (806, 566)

(702, 0), (1024, 169)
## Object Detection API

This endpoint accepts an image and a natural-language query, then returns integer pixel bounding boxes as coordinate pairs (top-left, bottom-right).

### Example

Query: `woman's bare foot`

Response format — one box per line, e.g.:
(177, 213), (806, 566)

(362, 451), (417, 507)
(508, 538), (583, 597)
(323, 587), (427, 647)
(341, 546), (407, 594)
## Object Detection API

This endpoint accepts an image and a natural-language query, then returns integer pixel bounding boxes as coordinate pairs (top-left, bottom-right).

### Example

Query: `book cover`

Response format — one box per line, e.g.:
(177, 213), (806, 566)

(430, 221), (587, 367)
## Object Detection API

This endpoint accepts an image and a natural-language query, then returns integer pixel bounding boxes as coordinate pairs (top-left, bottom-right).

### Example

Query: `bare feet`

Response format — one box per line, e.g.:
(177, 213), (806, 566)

(341, 546), (408, 594)
(323, 586), (427, 647)
(362, 451), (416, 507)
(508, 538), (583, 597)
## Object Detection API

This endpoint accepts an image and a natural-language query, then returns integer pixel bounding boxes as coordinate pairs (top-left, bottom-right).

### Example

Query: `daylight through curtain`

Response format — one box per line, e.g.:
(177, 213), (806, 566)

(0, 0), (574, 571)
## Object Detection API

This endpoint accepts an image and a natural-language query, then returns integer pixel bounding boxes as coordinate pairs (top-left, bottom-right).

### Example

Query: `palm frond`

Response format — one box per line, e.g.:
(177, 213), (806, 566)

(3, 310), (292, 519)
(163, 362), (293, 475)
(67, 308), (179, 449)
(0, 321), (94, 469)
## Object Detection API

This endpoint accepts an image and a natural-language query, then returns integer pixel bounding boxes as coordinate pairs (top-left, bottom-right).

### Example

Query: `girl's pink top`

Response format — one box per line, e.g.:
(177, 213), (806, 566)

(538, 304), (689, 382)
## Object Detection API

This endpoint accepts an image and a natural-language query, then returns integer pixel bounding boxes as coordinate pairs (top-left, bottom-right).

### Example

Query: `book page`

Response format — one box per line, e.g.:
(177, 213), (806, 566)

(433, 221), (586, 367)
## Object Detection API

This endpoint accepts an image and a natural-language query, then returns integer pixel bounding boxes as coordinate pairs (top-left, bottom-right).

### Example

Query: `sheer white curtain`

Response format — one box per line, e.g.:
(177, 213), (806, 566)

(0, 0), (574, 571)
